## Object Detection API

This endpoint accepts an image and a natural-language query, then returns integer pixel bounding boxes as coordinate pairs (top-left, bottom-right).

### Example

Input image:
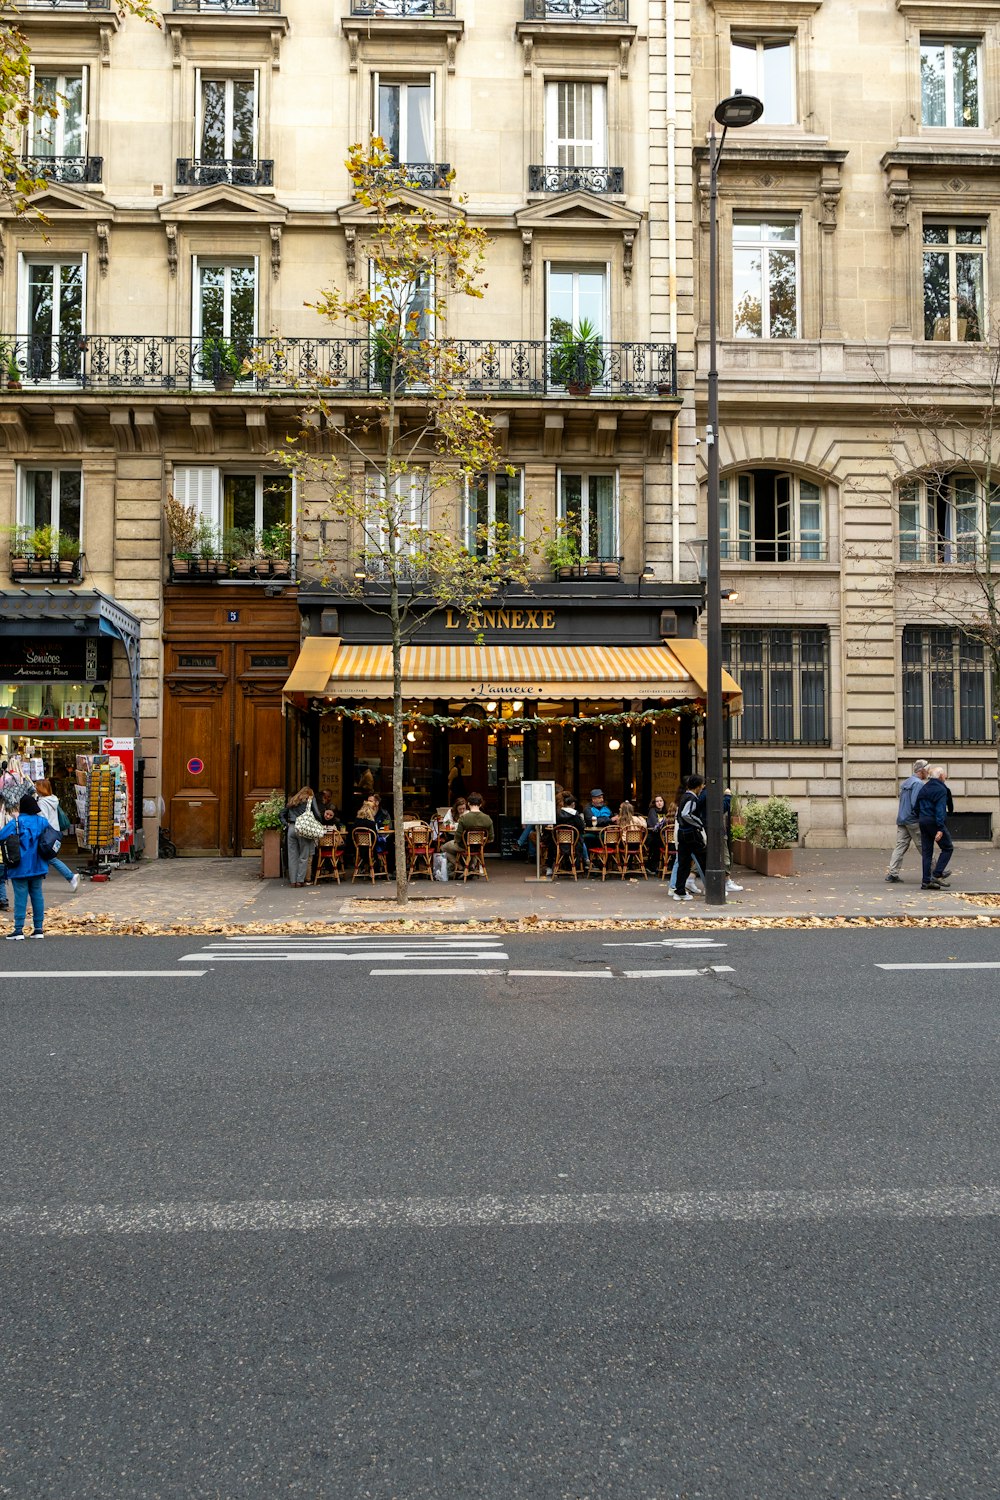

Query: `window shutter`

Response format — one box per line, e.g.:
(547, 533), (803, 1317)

(544, 82), (556, 162)
(194, 67), (202, 158)
(172, 466), (220, 529)
(737, 473), (752, 558)
(79, 66), (89, 157)
(593, 83), (607, 167)
(27, 65), (35, 153)
(252, 68), (260, 159)
(371, 70), (380, 140)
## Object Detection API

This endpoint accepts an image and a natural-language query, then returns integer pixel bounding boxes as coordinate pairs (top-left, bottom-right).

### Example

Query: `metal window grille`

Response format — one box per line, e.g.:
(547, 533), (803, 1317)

(724, 626), (830, 745)
(901, 625), (993, 744)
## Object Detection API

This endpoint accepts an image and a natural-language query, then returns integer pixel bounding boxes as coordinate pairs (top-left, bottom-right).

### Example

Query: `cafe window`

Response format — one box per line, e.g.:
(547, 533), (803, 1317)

(465, 470), (524, 558)
(558, 470), (618, 561)
(902, 625), (992, 743)
(17, 466), (82, 545)
(724, 626), (830, 745)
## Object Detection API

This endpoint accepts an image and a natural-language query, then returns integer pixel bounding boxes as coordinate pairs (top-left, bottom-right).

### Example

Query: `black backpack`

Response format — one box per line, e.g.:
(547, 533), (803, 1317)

(0, 830), (21, 870)
(37, 824), (62, 862)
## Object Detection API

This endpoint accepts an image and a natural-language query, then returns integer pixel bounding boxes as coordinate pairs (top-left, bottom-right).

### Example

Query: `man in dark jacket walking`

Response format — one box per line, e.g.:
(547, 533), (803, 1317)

(915, 765), (954, 891)
(672, 774), (706, 902)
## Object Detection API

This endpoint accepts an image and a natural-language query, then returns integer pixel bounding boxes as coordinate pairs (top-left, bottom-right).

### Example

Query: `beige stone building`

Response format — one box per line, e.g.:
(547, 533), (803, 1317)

(692, 0), (1000, 846)
(0, 0), (698, 855)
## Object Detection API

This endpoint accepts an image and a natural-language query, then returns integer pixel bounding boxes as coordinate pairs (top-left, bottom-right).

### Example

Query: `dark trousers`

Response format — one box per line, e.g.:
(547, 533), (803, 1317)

(673, 833), (702, 894)
(919, 821), (954, 885)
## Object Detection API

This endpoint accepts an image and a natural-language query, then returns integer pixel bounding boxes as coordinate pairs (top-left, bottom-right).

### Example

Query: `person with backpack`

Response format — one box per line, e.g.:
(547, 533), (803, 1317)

(34, 779), (80, 891)
(0, 794), (52, 939)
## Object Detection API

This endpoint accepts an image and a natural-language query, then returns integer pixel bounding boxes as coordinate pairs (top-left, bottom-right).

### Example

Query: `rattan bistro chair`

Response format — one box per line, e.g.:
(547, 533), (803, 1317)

(588, 826), (620, 880)
(312, 828), (345, 884)
(658, 820), (676, 880)
(456, 827), (489, 881)
(618, 824), (648, 878)
(352, 826), (387, 883)
(406, 822), (434, 881)
(550, 825), (581, 880)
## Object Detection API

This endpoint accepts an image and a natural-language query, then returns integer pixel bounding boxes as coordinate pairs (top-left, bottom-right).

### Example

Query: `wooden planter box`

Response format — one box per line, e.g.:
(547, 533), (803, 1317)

(752, 845), (795, 877)
(260, 826), (282, 878)
(731, 837), (751, 869)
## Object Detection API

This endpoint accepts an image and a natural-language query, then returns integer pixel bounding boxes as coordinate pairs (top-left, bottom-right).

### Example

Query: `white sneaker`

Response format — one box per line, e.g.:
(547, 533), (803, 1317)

(671, 891), (693, 902)
(686, 880), (702, 895)
(725, 879), (743, 893)
(69, 873), (80, 892)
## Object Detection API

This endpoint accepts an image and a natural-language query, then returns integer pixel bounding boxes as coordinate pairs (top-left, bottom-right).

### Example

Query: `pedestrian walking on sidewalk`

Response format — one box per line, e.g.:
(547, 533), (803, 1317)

(672, 774), (706, 902)
(281, 786), (324, 887)
(915, 766), (954, 891)
(0, 794), (50, 939)
(885, 758), (930, 882)
(33, 779), (80, 892)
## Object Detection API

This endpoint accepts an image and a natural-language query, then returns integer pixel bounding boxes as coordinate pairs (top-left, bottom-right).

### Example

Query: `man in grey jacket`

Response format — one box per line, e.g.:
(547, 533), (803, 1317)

(885, 758), (930, 882)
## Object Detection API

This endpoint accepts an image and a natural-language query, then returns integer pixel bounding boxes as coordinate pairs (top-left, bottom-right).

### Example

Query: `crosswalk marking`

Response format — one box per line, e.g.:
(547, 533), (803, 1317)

(603, 938), (727, 949)
(877, 961), (1000, 971)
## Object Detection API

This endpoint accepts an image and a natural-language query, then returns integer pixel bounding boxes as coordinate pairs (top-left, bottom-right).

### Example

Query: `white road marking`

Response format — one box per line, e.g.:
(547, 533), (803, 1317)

(0, 971), (207, 979)
(507, 969), (615, 978)
(603, 938), (727, 949)
(182, 950), (509, 963)
(368, 968), (506, 977)
(877, 962), (1000, 971)
(206, 937), (505, 947)
(5, 1186), (1000, 1235)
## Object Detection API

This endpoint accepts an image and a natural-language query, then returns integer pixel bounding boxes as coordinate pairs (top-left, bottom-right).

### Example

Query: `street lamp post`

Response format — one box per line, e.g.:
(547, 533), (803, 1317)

(704, 91), (763, 906)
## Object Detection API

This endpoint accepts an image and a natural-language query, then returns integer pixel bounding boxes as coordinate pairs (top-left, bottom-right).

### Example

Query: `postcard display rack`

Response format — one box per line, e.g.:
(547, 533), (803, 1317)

(76, 751), (133, 872)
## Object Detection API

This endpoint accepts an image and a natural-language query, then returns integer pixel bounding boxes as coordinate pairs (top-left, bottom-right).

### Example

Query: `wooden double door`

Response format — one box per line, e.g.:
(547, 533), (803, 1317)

(163, 593), (299, 855)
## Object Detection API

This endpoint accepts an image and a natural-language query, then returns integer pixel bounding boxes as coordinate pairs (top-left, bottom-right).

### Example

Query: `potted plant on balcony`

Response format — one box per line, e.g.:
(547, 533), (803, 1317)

(371, 326), (404, 394)
(224, 527), (260, 578)
(27, 524), (58, 576)
(252, 790), (285, 879)
(56, 531), (80, 579)
(545, 531), (581, 580)
(4, 524), (33, 577)
(5, 350), (22, 392)
(200, 336), (242, 392)
(193, 518), (222, 577)
(261, 521), (293, 578)
(550, 317), (605, 397)
(163, 493), (198, 577)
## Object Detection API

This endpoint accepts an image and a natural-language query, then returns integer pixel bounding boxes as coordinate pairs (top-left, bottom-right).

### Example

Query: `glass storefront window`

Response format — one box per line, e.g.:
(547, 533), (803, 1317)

(0, 679), (108, 722)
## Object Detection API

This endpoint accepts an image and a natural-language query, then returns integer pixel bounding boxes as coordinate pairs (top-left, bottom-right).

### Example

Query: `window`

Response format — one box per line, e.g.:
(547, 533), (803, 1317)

(547, 264), (608, 341)
(730, 36), (794, 126)
(194, 259), (256, 350)
(733, 219), (799, 339)
(544, 81), (607, 166)
(17, 467), (82, 544)
(902, 626), (992, 744)
(365, 471), (430, 576)
(223, 473), (293, 535)
(29, 69), (86, 157)
(197, 74), (257, 164)
(376, 78), (433, 165)
(899, 474), (1000, 563)
(724, 627), (830, 745)
(921, 37), (980, 128)
(923, 223), (984, 341)
(465, 470), (524, 558)
(558, 471), (618, 559)
(720, 470), (824, 561)
(20, 257), (84, 381)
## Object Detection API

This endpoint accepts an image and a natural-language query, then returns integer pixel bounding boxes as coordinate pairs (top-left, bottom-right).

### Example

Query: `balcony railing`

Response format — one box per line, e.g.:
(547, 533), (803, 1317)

(20, 154), (102, 185)
(16, 0), (111, 9)
(177, 158), (274, 187)
(529, 164), (623, 194)
(172, 0), (282, 12)
(169, 552), (295, 582)
(524, 0), (628, 18)
(2, 335), (677, 398)
(721, 540), (829, 562)
(899, 540), (1000, 565)
(350, 0), (455, 13)
(9, 554), (84, 584)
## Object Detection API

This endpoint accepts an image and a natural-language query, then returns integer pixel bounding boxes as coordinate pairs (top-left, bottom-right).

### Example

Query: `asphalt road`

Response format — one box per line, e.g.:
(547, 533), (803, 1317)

(2, 927), (1000, 1498)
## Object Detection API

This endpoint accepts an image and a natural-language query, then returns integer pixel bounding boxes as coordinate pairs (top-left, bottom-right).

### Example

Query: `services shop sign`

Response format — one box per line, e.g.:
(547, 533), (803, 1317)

(0, 639), (113, 683)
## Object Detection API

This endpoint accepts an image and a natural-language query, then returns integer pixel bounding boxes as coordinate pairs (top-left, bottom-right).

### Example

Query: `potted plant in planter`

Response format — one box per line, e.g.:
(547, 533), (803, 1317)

(224, 527), (259, 578)
(193, 517), (222, 577)
(746, 796), (797, 877)
(261, 521), (293, 578)
(28, 524), (57, 576)
(57, 531), (80, 578)
(550, 317), (605, 396)
(729, 818), (749, 870)
(6, 350), (22, 392)
(163, 493), (198, 576)
(3, 523), (33, 577)
(371, 326), (403, 394)
(200, 336), (242, 392)
(545, 531), (582, 580)
(252, 790), (285, 879)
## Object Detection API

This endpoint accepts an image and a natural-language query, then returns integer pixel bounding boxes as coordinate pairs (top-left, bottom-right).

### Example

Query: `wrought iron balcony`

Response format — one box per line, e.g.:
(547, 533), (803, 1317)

(375, 161), (451, 190)
(551, 556), (622, 581)
(529, 164), (623, 194)
(8, 553), (84, 584)
(721, 540), (829, 563)
(172, 0), (282, 11)
(20, 154), (102, 185)
(0, 334), (677, 398)
(177, 158), (274, 187)
(350, 0), (455, 13)
(524, 0), (628, 18)
(169, 552), (295, 583)
(16, 0), (110, 9)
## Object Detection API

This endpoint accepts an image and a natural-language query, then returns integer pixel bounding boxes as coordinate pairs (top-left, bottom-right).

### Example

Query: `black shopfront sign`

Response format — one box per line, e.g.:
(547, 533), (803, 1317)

(0, 638), (113, 683)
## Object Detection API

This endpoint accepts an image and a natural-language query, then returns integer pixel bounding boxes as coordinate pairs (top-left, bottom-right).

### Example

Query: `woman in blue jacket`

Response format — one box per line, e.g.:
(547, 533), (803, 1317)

(0, 794), (50, 939)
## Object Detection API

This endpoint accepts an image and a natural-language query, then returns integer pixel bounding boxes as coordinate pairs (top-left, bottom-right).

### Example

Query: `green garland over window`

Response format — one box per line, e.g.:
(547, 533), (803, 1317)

(309, 702), (706, 732)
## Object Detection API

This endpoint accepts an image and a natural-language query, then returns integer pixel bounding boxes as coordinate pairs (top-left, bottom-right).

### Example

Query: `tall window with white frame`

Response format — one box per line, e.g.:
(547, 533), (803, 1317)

(365, 471), (430, 578)
(18, 466), (83, 551)
(730, 35), (795, 125)
(20, 257), (84, 382)
(194, 74), (258, 185)
(466, 470), (524, 559)
(723, 627), (830, 745)
(898, 474), (1000, 563)
(29, 69), (87, 173)
(195, 259), (256, 371)
(902, 626), (992, 744)
(720, 470), (824, 561)
(921, 36), (981, 127)
(923, 223), (985, 341)
(732, 218), (799, 339)
(541, 80), (612, 190)
(376, 78), (433, 166)
(558, 471), (618, 563)
(223, 473), (293, 541)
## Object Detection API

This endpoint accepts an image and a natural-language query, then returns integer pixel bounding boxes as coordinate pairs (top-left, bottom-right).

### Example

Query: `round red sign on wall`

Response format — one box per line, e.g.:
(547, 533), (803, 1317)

(187, 757), (204, 776)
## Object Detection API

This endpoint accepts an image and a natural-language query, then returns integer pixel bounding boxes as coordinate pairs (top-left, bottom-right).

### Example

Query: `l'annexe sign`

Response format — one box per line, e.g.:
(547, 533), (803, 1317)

(445, 607), (556, 631)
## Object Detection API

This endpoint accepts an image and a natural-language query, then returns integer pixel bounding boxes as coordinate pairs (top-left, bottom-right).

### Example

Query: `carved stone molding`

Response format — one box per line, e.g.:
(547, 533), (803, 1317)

(522, 229), (533, 284)
(189, 410), (215, 455)
(544, 413), (563, 458)
(491, 412), (510, 456)
(596, 414), (617, 458)
(0, 411), (30, 453)
(622, 229), (635, 284)
(246, 409), (268, 453)
(54, 409), (83, 454)
(270, 223), (281, 280)
(166, 223), (178, 278)
(345, 226), (357, 283)
(97, 221), (110, 277)
(133, 409), (160, 454)
(165, 676), (227, 698)
(819, 173), (841, 234)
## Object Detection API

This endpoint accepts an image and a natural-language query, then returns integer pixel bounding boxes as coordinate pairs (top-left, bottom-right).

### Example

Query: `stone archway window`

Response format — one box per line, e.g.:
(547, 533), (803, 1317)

(719, 468), (824, 562)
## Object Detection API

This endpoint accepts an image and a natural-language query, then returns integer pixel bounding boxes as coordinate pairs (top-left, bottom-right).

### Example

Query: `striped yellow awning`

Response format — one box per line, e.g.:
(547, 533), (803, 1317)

(284, 638), (743, 712)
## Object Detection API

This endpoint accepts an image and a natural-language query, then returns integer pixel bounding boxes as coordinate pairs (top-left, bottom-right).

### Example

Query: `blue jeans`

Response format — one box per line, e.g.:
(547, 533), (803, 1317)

(919, 821), (954, 885)
(49, 858), (74, 883)
(671, 850), (705, 891)
(12, 875), (44, 935)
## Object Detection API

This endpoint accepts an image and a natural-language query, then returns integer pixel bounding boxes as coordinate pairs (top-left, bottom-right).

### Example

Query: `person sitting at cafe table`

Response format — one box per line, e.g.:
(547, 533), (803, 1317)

(546, 792), (589, 875)
(441, 791), (494, 871)
(582, 788), (613, 851)
(354, 794), (390, 854)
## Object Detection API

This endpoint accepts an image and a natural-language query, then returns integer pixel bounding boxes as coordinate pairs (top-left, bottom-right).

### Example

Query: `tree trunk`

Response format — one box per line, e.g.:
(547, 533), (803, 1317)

(391, 578), (408, 903)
